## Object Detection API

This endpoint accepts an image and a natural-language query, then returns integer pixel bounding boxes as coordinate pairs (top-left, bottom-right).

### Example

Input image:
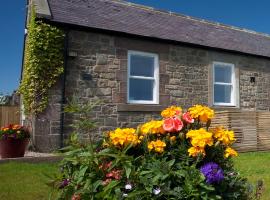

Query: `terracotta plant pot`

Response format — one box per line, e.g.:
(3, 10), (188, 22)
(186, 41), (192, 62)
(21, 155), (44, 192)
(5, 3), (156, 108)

(0, 138), (29, 158)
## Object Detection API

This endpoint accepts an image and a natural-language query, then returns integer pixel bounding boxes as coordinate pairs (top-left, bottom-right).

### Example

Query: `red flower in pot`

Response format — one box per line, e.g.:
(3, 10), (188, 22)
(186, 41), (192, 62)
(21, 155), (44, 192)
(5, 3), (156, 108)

(0, 124), (30, 158)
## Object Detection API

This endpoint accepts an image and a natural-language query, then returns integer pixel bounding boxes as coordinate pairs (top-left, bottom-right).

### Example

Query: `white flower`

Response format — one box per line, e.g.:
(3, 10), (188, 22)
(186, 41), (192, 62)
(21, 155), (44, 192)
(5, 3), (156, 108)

(125, 184), (132, 190)
(123, 193), (128, 197)
(228, 172), (235, 176)
(153, 188), (161, 195)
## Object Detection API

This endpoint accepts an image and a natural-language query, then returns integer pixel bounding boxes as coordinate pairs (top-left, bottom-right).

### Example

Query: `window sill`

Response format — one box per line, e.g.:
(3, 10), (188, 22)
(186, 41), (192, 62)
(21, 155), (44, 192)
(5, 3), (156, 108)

(117, 104), (166, 112)
(212, 105), (240, 111)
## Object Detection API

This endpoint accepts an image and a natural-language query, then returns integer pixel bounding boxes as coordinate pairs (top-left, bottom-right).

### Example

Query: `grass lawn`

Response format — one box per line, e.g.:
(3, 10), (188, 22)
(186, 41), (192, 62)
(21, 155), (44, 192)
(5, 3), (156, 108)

(0, 152), (270, 200)
(234, 151), (270, 200)
(0, 162), (58, 200)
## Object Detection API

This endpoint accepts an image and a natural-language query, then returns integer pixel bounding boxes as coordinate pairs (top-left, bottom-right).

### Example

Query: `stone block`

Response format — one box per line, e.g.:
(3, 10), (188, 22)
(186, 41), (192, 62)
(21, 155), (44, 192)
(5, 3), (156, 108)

(105, 117), (118, 126)
(96, 54), (108, 65)
(96, 88), (111, 96)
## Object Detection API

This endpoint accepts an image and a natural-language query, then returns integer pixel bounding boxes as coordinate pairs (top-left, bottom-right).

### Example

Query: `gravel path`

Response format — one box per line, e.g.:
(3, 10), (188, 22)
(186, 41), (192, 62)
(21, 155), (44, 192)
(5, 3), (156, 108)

(24, 151), (56, 158)
(0, 151), (60, 163)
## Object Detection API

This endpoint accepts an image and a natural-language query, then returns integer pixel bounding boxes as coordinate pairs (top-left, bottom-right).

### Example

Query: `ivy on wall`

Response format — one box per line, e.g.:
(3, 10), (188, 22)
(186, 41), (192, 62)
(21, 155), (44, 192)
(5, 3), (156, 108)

(19, 8), (65, 115)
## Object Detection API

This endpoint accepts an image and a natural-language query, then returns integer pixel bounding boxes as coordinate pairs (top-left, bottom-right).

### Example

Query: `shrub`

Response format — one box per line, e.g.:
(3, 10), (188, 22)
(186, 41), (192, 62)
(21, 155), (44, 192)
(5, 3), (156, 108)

(52, 105), (253, 200)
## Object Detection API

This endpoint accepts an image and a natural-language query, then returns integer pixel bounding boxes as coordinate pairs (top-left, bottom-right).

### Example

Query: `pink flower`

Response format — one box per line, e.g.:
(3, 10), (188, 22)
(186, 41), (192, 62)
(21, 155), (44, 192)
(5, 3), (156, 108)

(163, 118), (175, 132)
(173, 117), (183, 131)
(105, 169), (122, 180)
(72, 194), (81, 200)
(163, 117), (183, 132)
(182, 112), (194, 124)
(99, 161), (112, 171)
(102, 178), (112, 186)
(175, 109), (182, 116)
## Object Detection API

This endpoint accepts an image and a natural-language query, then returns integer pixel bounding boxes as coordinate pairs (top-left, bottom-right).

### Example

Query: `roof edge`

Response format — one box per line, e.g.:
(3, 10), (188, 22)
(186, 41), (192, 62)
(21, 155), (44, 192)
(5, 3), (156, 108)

(33, 0), (52, 19)
(114, 0), (270, 39)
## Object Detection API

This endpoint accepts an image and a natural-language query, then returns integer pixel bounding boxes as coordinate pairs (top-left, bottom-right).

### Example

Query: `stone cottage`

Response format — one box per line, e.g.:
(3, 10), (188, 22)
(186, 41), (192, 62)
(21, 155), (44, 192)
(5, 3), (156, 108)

(23, 0), (270, 152)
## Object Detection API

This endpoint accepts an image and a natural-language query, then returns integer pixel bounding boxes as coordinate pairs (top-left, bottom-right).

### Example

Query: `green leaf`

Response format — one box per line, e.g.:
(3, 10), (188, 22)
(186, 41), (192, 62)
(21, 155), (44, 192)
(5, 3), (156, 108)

(124, 164), (132, 179)
(92, 180), (103, 192)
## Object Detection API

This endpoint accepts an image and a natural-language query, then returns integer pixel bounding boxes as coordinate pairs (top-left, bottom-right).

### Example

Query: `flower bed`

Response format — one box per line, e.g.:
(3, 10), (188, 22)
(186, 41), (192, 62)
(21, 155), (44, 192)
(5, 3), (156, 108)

(53, 105), (252, 200)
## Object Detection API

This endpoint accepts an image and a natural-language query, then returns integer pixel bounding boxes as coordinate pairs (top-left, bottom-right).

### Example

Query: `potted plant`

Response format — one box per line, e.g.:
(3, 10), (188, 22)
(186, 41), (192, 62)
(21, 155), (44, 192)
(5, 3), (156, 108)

(0, 124), (30, 158)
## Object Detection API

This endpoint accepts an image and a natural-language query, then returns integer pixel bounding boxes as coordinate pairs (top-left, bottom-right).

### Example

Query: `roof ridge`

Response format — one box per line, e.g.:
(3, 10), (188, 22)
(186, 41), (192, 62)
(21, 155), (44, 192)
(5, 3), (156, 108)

(108, 0), (270, 39)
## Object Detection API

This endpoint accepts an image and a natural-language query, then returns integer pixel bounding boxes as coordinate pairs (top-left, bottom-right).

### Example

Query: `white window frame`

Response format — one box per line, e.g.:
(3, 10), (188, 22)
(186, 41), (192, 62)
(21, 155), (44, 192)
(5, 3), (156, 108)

(127, 50), (159, 104)
(213, 62), (236, 106)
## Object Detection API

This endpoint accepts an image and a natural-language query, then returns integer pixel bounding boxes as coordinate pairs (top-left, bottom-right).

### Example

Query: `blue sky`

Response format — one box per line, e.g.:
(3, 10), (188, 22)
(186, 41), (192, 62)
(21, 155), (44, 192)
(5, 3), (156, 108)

(0, 1), (25, 95)
(1, 0), (270, 94)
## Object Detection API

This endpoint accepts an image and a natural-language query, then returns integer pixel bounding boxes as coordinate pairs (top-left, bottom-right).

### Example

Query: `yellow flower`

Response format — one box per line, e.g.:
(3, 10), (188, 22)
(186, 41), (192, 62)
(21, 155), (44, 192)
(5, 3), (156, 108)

(109, 128), (139, 148)
(212, 126), (235, 145)
(148, 140), (166, 153)
(188, 105), (214, 123)
(224, 147), (238, 158)
(170, 136), (176, 142)
(140, 120), (165, 135)
(147, 143), (154, 151)
(188, 146), (205, 157)
(186, 128), (213, 148)
(161, 106), (182, 118)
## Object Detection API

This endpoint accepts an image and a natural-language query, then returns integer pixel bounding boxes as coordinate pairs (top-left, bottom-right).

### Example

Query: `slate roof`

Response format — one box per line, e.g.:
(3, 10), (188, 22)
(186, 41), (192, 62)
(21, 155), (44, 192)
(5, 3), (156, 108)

(37, 0), (270, 58)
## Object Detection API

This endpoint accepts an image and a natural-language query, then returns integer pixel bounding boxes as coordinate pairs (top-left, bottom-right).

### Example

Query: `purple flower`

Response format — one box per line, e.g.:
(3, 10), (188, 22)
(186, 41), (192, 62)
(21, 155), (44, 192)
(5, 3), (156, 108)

(59, 178), (70, 189)
(200, 162), (224, 184)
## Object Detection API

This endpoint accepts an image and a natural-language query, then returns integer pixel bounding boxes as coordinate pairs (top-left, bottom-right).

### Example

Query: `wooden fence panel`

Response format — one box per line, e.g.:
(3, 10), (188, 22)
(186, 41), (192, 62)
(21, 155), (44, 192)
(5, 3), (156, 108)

(213, 111), (270, 152)
(0, 106), (20, 127)
(257, 112), (270, 151)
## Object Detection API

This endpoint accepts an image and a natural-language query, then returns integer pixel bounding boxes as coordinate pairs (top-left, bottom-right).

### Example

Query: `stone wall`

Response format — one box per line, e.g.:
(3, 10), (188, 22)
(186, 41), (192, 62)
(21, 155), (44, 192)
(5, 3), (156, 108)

(33, 29), (270, 151)
(32, 80), (63, 152)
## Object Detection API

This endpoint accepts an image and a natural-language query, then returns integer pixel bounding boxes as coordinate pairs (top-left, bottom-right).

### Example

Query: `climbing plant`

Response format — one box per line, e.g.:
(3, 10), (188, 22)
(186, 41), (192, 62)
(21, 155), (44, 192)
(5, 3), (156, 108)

(19, 8), (65, 115)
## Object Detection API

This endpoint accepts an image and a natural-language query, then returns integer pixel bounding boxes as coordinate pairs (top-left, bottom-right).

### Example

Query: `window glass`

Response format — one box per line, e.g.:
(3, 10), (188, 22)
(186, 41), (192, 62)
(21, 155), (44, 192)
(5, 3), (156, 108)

(129, 79), (154, 101)
(130, 55), (155, 77)
(214, 84), (232, 103)
(214, 65), (232, 83)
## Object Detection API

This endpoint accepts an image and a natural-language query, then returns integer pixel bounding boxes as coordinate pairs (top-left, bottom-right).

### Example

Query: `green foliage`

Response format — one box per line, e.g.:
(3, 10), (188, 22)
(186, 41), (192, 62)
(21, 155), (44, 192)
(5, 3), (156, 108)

(63, 97), (101, 146)
(19, 8), (65, 115)
(53, 139), (253, 199)
(64, 97), (99, 135)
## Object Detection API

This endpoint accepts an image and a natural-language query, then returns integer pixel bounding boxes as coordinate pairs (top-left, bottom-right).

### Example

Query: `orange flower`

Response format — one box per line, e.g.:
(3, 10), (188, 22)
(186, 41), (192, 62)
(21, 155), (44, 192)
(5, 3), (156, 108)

(148, 140), (166, 153)
(161, 106), (182, 118)
(224, 147), (238, 158)
(188, 146), (205, 157)
(188, 105), (214, 123)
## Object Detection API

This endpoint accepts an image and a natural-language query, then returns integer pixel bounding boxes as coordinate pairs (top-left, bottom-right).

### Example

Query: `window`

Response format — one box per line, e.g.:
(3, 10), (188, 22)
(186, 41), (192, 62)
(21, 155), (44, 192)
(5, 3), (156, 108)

(213, 62), (236, 106)
(127, 51), (159, 104)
